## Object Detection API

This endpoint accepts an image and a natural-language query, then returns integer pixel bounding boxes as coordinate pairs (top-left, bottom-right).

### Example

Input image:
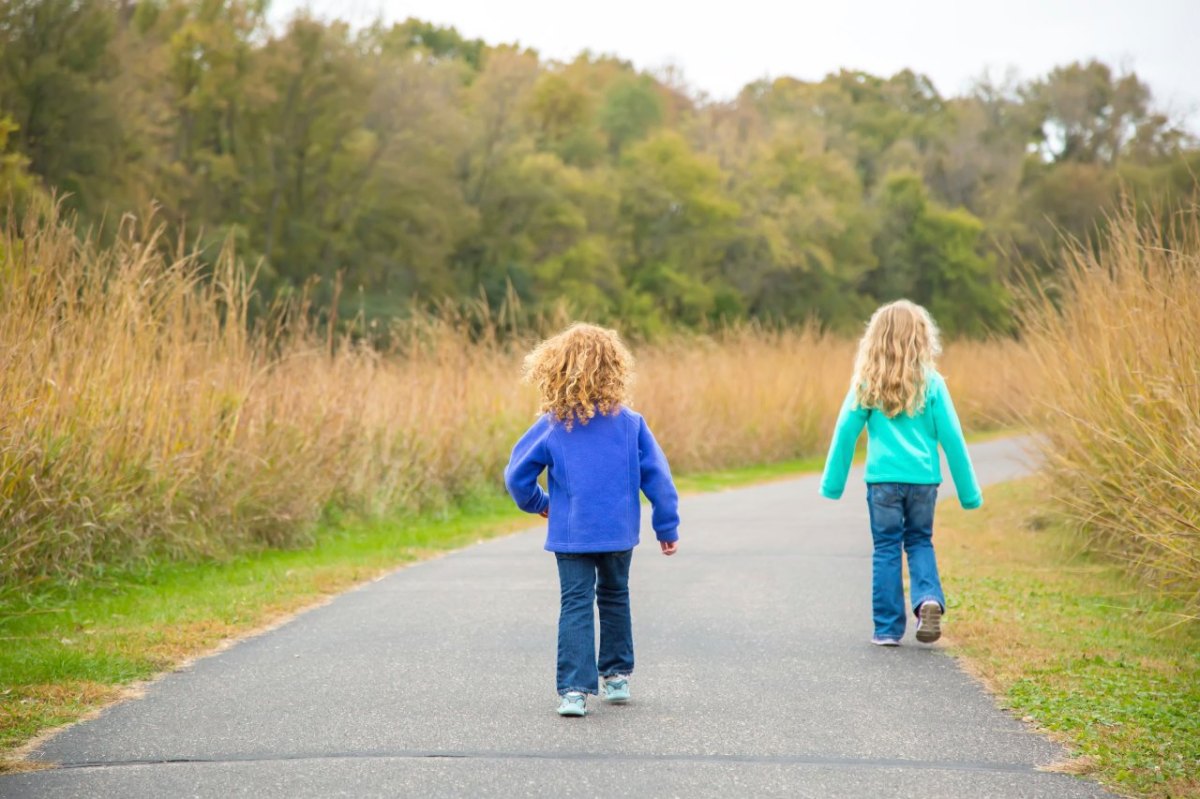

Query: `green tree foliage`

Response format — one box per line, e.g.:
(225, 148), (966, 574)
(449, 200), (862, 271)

(599, 75), (664, 154)
(1, 2), (1195, 336)
(620, 131), (740, 326)
(0, 116), (38, 200)
(0, 0), (120, 207)
(870, 174), (1009, 337)
(727, 128), (876, 325)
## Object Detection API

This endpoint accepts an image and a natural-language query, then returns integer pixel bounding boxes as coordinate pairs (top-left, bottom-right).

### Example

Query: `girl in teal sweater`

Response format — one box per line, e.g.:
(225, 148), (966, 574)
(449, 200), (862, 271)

(820, 300), (982, 646)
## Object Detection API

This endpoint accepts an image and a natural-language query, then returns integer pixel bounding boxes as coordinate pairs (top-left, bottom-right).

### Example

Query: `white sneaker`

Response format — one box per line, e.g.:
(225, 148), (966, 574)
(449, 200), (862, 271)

(915, 600), (943, 643)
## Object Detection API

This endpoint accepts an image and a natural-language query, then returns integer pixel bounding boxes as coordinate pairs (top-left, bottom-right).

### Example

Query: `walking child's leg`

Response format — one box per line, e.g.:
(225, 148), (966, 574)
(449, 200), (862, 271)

(555, 554), (600, 695)
(867, 484), (907, 640)
(595, 549), (634, 677)
(902, 484), (945, 614)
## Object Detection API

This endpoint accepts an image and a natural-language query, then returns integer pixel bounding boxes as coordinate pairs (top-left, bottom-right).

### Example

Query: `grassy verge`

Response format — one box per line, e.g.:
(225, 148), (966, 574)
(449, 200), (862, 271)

(0, 454), (839, 770)
(0, 492), (531, 771)
(937, 480), (1200, 799)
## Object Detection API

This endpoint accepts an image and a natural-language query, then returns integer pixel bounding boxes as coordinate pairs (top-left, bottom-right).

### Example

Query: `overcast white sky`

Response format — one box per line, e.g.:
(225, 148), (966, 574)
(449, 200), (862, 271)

(270, 0), (1200, 131)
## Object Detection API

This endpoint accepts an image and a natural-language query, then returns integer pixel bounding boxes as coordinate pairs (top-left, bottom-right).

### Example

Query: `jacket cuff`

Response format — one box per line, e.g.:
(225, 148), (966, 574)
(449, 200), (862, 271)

(820, 486), (844, 500)
(655, 528), (679, 543)
(960, 495), (983, 510)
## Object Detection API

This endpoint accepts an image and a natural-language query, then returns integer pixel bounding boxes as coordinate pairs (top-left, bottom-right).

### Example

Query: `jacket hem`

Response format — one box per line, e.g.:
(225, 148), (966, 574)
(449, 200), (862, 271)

(546, 540), (640, 553)
(863, 474), (943, 486)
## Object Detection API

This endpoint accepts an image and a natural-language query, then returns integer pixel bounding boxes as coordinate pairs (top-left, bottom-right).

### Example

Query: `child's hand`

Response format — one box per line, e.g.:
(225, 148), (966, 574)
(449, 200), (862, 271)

(660, 540), (678, 556)
(539, 508), (549, 519)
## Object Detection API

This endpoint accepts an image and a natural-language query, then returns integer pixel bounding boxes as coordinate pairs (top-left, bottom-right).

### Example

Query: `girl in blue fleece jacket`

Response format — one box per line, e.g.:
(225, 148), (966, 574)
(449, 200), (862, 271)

(504, 323), (680, 717)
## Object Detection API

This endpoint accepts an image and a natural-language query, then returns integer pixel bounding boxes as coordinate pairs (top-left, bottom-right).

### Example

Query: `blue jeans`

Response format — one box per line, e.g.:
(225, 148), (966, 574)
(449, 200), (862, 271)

(554, 550), (634, 695)
(866, 483), (945, 640)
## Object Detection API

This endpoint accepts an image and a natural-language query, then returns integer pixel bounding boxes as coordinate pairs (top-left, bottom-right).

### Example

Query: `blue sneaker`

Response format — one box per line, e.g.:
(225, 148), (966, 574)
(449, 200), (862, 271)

(602, 675), (630, 703)
(557, 692), (587, 717)
(871, 636), (901, 647)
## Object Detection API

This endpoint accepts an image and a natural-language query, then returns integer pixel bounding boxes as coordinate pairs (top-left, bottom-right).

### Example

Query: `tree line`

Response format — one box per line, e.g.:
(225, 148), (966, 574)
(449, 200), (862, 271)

(1, 0), (1197, 335)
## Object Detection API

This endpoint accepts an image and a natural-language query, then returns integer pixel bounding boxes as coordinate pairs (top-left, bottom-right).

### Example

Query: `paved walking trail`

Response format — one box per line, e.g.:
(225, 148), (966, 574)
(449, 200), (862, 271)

(1, 438), (1113, 798)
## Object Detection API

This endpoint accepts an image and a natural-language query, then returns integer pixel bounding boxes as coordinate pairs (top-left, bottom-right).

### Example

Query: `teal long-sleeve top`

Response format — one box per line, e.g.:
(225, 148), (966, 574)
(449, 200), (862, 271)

(820, 371), (982, 509)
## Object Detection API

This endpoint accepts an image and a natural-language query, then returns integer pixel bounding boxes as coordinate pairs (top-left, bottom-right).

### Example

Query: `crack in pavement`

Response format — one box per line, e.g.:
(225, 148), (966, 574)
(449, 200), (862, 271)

(48, 749), (1046, 775)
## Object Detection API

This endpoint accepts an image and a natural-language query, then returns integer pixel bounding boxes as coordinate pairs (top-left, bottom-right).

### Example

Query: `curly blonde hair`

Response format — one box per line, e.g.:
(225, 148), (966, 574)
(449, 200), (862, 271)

(523, 323), (634, 429)
(852, 300), (942, 418)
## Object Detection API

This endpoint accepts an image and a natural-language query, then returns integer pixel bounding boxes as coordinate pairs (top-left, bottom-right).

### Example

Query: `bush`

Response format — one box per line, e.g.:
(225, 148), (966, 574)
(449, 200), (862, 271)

(1021, 203), (1200, 614)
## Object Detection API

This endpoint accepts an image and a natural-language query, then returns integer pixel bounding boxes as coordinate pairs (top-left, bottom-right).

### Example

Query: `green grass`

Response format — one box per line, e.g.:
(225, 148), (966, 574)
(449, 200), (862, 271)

(938, 480), (1200, 798)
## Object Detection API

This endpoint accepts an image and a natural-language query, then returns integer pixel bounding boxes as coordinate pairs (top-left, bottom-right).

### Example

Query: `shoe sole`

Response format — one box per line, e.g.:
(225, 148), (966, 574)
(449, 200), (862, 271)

(871, 639), (901, 647)
(557, 706), (586, 717)
(916, 602), (942, 643)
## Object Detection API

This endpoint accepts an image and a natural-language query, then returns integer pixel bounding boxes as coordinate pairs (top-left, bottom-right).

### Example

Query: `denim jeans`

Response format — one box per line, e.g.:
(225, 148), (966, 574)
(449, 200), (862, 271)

(554, 550), (634, 695)
(866, 483), (945, 640)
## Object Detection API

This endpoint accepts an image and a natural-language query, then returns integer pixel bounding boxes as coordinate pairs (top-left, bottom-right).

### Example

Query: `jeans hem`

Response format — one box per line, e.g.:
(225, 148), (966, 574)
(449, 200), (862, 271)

(558, 687), (598, 696)
(912, 595), (945, 615)
(600, 671), (633, 679)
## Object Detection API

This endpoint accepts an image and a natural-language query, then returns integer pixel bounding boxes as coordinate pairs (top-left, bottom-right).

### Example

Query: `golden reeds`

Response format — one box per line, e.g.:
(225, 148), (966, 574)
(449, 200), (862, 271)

(1020, 202), (1200, 613)
(0, 205), (1028, 589)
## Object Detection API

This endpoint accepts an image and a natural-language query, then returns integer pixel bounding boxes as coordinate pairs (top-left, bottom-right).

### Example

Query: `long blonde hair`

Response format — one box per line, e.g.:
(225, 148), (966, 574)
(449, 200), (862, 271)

(523, 322), (634, 429)
(852, 300), (942, 417)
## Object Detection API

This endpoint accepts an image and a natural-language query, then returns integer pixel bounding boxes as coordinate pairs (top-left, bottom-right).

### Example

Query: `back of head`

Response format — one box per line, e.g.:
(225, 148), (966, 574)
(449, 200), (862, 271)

(523, 322), (634, 429)
(852, 300), (941, 418)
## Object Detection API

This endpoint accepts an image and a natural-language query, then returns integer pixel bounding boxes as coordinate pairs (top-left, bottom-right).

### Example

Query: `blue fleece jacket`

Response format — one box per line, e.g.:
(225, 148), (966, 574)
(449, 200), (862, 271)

(504, 407), (680, 553)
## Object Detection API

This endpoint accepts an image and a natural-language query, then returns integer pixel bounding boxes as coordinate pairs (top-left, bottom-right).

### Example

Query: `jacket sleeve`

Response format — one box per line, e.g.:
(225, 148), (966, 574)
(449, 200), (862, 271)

(503, 417), (551, 515)
(820, 387), (869, 500)
(930, 374), (983, 509)
(637, 416), (680, 542)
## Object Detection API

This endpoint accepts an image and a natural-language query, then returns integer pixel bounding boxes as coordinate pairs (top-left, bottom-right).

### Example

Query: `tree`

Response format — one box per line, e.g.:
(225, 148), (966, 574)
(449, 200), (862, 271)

(925, 96), (1027, 220)
(725, 127), (875, 326)
(528, 71), (604, 166)
(870, 173), (1009, 337)
(619, 131), (741, 325)
(380, 18), (484, 71)
(1024, 61), (1180, 165)
(0, 0), (121, 210)
(599, 75), (663, 154)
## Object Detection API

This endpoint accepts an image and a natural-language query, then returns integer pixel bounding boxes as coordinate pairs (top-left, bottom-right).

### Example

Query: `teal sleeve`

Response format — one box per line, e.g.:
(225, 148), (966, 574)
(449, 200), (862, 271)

(820, 388), (869, 500)
(931, 377), (982, 509)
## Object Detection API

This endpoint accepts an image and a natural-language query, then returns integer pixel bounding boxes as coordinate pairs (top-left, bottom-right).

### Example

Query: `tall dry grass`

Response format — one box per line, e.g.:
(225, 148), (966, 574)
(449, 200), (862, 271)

(1021, 203), (1200, 613)
(0, 206), (1029, 589)
(0, 206), (528, 586)
(634, 329), (1031, 472)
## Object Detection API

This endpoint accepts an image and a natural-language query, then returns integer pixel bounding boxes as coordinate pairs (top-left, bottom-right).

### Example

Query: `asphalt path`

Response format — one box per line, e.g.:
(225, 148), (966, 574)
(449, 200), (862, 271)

(1, 437), (1114, 798)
